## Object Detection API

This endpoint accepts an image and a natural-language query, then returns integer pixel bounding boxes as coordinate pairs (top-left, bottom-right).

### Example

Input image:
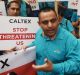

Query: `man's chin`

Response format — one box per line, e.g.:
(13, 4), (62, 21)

(46, 33), (56, 37)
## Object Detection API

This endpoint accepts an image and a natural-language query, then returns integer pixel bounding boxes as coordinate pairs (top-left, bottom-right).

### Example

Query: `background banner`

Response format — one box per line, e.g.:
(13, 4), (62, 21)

(0, 16), (39, 75)
(0, 16), (39, 50)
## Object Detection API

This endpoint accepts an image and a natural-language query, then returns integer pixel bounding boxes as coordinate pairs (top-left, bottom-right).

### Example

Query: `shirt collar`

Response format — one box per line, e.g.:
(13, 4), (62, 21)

(60, 17), (65, 25)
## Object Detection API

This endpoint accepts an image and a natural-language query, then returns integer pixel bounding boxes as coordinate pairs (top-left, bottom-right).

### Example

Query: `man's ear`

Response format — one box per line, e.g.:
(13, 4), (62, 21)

(57, 17), (61, 24)
(57, 16), (60, 21)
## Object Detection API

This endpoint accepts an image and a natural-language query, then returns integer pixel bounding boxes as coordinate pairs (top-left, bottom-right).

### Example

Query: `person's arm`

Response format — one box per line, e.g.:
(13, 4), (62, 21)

(0, 49), (15, 55)
(19, 41), (35, 50)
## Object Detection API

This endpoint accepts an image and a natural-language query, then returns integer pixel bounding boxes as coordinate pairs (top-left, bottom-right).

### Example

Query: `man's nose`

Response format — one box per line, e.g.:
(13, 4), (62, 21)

(47, 21), (53, 28)
(14, 9), (17, 13)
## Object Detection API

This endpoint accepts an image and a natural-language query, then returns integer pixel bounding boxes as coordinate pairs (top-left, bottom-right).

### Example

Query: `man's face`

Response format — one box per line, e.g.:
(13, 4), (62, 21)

(7, 3), (20, 16)
(38, 10), (59, 38)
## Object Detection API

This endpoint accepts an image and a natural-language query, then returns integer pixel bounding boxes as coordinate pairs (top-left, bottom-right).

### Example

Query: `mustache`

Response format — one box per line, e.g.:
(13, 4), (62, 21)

(46, 30), (56, 33)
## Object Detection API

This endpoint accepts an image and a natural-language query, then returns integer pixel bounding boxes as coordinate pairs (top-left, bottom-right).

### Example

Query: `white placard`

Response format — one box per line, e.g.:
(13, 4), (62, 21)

(0, 16), (39, 50)
(77, 0), (80, 16)
(0, 46), (36, 74)
(24, 0), (39, 10)
(68, 0), (78, 9)
(0, 1), (7, 16)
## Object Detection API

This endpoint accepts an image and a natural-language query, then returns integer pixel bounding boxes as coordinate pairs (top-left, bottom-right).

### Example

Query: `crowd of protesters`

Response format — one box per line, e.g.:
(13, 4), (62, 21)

(0, 1), (80, 75)
(0, 0), (80, 38)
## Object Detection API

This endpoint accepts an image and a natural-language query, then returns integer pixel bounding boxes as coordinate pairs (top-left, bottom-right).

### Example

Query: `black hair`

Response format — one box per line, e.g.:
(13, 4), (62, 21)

(58, 6), (65, 17)
(38, 6), (57, 18)
(6, 1), (20, 9)
(9, 71), (17, 75)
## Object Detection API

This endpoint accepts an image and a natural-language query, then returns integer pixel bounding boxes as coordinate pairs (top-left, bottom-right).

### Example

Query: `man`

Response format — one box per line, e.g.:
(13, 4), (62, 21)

(6, 1), (20, 16)
(58, 1), (73, 20)
(32, 7), (80, 75)
(58, 6), (75, 36)
(12, 0), (33, 17)
(12, 7), (80, 75)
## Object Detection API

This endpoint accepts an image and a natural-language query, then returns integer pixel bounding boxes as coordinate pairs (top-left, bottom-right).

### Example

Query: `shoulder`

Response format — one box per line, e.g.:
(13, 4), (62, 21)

(58, 26), (76, 39)
(36, 28), (43, 35)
